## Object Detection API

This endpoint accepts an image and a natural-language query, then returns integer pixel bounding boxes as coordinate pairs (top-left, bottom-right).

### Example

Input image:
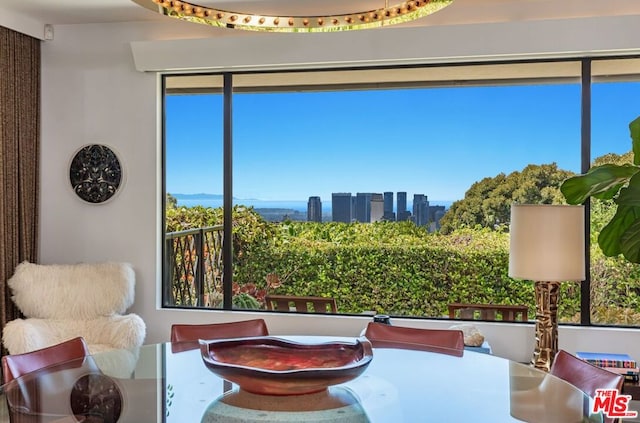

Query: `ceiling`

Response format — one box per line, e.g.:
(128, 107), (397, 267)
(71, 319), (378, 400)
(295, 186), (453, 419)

(5, 0), (640, 27)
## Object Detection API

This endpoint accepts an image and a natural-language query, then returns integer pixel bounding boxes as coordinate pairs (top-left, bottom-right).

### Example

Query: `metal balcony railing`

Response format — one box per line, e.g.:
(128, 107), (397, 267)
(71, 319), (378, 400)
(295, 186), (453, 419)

(164, 225), (223, 307)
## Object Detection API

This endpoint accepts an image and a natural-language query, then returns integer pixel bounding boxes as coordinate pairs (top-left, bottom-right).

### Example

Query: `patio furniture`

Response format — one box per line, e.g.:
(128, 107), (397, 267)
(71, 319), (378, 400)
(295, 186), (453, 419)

(265, 295), (337, 313)
(448, 303), (529, 322)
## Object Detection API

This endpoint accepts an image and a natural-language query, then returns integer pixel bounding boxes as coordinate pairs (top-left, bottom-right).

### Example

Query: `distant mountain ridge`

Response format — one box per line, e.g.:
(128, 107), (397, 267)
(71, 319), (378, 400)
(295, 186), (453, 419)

(172, 193), (267, 201)
(172, 193), (244, 200)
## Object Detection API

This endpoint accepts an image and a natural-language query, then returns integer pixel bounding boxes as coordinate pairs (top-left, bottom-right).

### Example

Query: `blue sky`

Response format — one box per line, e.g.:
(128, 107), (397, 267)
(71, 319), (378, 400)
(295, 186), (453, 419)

(166, 81), (639, 203)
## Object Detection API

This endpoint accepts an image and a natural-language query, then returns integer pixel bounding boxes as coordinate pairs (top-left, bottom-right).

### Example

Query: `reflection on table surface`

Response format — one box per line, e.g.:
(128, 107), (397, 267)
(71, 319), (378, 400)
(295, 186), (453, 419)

(1, 336), (604, 423)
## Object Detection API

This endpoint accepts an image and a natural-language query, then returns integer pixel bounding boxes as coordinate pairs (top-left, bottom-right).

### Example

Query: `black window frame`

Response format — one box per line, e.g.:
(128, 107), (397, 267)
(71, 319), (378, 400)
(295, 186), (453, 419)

(161, 55), (640, 328)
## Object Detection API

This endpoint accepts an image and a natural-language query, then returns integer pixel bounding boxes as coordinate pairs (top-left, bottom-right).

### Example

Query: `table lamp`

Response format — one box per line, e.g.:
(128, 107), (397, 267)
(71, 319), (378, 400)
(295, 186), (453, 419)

(508, 204), (585, 372)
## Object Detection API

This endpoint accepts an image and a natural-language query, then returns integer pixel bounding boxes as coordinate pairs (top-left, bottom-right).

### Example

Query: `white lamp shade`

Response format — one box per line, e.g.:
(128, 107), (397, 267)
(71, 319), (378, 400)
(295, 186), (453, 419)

(509, 204), (585, 282)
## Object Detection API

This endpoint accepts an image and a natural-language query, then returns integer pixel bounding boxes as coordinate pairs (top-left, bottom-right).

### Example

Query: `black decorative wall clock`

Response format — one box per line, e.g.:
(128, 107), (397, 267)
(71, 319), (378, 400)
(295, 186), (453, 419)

(69, 144), (123, 204)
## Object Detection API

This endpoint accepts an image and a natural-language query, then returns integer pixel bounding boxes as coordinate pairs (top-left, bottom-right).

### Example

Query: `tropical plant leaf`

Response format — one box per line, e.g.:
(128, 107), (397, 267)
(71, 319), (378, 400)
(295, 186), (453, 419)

(630, 115), (640, 166)
(621, 218), (640, 263)
(616, 173), (640, 207)
(598, 204), (640, 257)
(560, 164), (639, 204)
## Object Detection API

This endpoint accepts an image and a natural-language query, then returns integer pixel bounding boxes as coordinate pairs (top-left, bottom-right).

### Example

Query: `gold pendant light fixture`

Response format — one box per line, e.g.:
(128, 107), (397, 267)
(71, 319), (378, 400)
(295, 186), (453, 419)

(132, 0), (454, 32)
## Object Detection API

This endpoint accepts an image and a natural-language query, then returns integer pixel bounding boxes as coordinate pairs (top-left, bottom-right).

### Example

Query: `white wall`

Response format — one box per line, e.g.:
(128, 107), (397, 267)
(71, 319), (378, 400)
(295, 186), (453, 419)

(39, 16), (640, 364)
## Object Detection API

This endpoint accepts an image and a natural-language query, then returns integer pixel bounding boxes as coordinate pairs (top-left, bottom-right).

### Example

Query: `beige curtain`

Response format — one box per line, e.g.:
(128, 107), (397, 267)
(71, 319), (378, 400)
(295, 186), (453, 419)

(0, 26), (40, 337)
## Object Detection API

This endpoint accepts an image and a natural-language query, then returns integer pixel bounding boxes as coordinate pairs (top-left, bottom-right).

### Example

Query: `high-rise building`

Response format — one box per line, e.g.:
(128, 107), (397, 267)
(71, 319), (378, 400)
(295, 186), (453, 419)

(351, 196), (357, 219)
(429, 205), (446, 224)
(355, 193), (373, 223)
(371, 193), (384, 222)
(307, 196), (322, 222)
(383, 192), (395, 221)
(332, 193), (352, 223)
(397, 191), (411, 221)
(429, 206), (446, 232)
(413, 194), (429, 226)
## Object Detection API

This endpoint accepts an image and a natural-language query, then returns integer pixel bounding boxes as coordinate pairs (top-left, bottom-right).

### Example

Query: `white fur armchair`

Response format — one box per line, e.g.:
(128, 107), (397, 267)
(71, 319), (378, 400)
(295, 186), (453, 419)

(2, 261), (146, 377)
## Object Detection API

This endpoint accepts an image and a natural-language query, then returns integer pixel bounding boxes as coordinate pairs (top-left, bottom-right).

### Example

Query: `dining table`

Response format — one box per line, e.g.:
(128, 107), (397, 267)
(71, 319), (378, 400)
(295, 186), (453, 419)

(1, 336), (604, 423)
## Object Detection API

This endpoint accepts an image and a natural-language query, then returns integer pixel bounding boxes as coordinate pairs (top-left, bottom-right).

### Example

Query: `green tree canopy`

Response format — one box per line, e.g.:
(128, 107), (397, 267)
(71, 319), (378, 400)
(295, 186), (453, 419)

(593, 151), (633, 167)
(166, 193), (178, 209)
(439, 163), (575, 234)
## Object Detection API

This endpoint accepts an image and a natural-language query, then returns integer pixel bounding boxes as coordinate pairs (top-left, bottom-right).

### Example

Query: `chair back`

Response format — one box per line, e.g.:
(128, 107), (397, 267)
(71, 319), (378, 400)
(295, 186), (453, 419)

(170, 319), (269, 343)
(550, 350), (624, 423)
(3, 262), (145, 360)
(551, 350), (625, 398)
(448, 303), (528, 322)
(264, 295), (337, 313)
(2, 337), (90, 384)
(364, 322), (464, 357)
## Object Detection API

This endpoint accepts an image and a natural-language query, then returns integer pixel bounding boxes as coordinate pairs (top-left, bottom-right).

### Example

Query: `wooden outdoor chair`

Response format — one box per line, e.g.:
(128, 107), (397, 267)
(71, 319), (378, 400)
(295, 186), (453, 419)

(264, 295), (337, 313)
(448, 303), (529, 322)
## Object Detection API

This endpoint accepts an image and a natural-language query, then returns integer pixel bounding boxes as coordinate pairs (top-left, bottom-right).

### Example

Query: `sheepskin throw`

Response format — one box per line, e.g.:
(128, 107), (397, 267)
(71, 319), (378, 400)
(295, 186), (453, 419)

(9, 261), (136, 320)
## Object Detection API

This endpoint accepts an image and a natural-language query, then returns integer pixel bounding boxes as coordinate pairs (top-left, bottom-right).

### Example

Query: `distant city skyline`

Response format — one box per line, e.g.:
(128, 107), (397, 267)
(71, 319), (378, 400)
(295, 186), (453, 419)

(171, 192), (453, 212)
(166, 81), (640, 203)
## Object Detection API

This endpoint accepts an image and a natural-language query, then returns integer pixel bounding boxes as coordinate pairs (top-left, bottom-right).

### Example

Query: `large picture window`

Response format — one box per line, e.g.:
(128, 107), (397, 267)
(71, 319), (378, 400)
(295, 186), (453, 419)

(163, 58), (640, 327)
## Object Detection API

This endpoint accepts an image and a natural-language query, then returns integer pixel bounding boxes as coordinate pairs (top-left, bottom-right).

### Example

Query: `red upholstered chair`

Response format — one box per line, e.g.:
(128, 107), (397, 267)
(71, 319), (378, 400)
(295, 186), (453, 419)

(2, 336), (90, 385)
(1, 337), (101, 423)
(550, 350), (625, 398)
(550, 350), (624, 423)
(170, 319), (269, 343)
(363, 322), (464, 357)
